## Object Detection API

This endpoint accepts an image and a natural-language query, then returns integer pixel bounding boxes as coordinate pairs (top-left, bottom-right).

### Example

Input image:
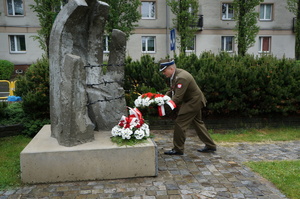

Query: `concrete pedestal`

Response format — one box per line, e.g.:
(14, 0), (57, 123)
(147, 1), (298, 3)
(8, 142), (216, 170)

(20, 125), (158, 184)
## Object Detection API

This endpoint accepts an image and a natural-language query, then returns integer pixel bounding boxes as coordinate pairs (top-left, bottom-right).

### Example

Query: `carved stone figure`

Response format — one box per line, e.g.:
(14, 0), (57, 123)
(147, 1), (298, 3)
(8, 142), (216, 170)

(49, 0), (126, 146)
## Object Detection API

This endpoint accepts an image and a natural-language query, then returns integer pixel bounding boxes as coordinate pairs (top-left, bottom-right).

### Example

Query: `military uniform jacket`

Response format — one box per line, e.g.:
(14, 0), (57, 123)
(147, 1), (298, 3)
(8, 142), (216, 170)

(166, 69), (207, 115)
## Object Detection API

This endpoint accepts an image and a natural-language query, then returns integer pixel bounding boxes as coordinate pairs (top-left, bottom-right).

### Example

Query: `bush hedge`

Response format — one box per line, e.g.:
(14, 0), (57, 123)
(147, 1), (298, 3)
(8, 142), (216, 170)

(14, 56), (49, 119)
(0, 60), (14, 80)
(3, 52), (299, 137)
(124, 52), (300, 117)
(124, 55), (168, 107)
(0, 102), (50, 137)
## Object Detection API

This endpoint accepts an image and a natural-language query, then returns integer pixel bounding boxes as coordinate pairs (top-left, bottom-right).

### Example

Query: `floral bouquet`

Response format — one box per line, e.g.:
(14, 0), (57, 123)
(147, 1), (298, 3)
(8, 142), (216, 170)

(134, 92), (176, 117)
(111, 107), (151, 146)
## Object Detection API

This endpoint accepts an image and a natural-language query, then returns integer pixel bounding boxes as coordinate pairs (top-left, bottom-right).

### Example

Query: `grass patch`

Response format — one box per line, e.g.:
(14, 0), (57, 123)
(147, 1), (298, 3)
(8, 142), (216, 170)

(0, 135), (31, 190)
(245, 160), (300, 199)
(210, 126), (300, 143)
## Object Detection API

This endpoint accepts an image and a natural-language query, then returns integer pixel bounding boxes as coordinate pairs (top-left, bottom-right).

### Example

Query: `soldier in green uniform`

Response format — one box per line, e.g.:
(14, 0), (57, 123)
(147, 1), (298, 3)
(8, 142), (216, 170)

(159, 59), (216, 155)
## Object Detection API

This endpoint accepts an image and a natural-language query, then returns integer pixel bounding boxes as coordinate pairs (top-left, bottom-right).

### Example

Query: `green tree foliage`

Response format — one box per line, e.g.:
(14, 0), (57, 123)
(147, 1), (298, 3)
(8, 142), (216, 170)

(233, 0), (263, 56)
(167, 0), (199, 54)
(30, 0), (140, 55)
(102, 0), (141, 40)
(15, 56), (49, 119)
(30, 0), (62, 57)
(0, 60), (14, 80)
(286, 0), (300, 60)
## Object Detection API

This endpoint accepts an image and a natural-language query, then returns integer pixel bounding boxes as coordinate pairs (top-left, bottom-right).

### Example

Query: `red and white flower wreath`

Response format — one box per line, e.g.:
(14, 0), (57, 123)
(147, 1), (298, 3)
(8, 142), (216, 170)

(134, 92), (176, 116)
(111, 107), (150, 140)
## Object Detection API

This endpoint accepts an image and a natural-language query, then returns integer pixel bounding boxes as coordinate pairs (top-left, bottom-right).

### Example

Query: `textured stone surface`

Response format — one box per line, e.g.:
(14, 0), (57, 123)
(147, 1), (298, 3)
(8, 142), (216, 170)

(86, 29), (127, 131)
(20, 125), (157, 183)
(49, 0), (126, 146)
(60, 54), (95, 145)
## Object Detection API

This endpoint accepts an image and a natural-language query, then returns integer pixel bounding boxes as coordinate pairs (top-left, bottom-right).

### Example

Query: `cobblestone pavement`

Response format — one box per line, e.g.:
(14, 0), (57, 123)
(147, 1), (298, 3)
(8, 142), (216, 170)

(1, 130), (299, 199)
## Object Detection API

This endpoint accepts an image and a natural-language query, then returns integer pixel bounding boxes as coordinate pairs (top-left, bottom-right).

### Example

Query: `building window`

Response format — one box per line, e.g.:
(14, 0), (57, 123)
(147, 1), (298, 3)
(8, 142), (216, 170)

(142, 36), (155, 53)
(7, 0), (24, 16)
(259, 37), (271, 53)
(103, 36), (109, 53)
(141, 2), (155, 19)
(221, 36), (234, 52)
(222, 3), (234, 20)
(186, 37), (195, 52)
(260, 4), (272, 21)
(9, 35), (26, 53)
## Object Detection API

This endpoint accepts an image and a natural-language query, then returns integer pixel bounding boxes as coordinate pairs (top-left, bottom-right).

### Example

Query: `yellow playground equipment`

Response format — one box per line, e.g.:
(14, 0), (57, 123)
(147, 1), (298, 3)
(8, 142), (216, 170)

(0, 80), (17, 100)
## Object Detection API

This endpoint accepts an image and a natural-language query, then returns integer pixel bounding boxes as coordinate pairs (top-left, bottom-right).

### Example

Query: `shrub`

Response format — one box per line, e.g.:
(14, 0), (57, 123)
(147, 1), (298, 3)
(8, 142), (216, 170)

(0, 102), (8, 117)
(124, 55), (168, 107)
(0, 60), (14, 80)
(125, 53), (300, 117)
(22, 118), (50, 137)
(0, 102), (25, 125)
(14, 56), (49, 119)
(0, 102), (49, 137)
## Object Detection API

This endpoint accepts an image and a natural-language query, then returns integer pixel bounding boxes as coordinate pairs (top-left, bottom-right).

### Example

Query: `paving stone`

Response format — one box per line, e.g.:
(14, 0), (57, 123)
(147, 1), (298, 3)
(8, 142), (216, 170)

(2, 130), (297, 198)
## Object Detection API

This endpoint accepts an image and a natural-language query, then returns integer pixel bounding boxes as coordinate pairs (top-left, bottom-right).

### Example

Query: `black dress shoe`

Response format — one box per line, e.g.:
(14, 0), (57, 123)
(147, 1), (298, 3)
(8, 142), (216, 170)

(164, 149), (183, 155)
(197, 147), (216, 153)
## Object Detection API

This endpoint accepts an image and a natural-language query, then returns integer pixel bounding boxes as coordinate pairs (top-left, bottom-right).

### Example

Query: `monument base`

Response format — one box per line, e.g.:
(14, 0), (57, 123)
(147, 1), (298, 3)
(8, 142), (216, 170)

(20, 125), (158, 184)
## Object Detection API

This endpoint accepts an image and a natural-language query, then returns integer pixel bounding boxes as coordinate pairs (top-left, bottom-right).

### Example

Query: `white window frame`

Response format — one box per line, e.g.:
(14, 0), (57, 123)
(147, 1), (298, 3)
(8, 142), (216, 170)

(141, 1), (156, 19)
(141, 36), (156, 53)
(259, 36), (271, 53)
(221, 36), (234, 52)
(222, 3), (234, 20)
(9, 35), (26, 53)
(186, 37), (195, 53)
(260, 4), (273, 21)
(6, 0), (24, 16)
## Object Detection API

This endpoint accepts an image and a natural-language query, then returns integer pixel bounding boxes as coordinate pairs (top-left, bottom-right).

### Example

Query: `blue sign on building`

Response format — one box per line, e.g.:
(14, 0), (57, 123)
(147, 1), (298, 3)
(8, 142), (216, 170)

(170, 29), (176, 51)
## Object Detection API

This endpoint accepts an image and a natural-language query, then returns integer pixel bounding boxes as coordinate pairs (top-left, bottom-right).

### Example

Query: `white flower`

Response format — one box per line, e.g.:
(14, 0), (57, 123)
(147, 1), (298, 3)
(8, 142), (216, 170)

(140, 123), (150, 137)
(142, 97), (151, 106)
(111, 126), (122, 137)
(149, 99), (155, 105)
(121, 128), (133, 139)
(163, 95), (171, 101)
(134, 129), (145, 140)
(154, 97), (164, 106)
(134, 93), (172, 108)
(134, 97), (143, 107)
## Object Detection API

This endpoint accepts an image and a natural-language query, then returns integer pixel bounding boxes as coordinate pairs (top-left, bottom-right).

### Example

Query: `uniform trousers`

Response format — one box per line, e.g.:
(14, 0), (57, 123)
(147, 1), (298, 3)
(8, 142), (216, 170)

(173, 109), (216, 153)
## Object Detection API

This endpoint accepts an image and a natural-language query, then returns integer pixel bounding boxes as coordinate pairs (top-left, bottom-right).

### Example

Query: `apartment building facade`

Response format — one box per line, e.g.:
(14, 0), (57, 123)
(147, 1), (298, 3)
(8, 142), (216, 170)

(130, 0), (296, 61)
(0, 0), (42, 73)
(0, 0), (296, 72)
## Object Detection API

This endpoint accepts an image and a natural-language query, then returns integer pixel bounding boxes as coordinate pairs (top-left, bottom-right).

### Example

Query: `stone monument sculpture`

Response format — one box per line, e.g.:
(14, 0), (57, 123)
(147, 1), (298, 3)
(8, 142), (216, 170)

(21, 0), (157, 184)
(49, 0), (127, 147)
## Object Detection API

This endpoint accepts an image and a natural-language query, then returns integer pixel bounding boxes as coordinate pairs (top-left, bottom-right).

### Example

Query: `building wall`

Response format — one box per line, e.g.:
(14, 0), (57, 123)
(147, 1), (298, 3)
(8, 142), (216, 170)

(128, 0), (296, 61)
(0, 0), (297, 67)
(0, 0), (42, 67)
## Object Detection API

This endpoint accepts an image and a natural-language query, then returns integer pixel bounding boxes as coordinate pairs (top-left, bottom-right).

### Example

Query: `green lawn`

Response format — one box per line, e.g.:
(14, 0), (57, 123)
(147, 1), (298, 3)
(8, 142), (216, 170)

(211, 127), (300, 143)
(245, 160), (300, 199)
(0, 135), (31, 190)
